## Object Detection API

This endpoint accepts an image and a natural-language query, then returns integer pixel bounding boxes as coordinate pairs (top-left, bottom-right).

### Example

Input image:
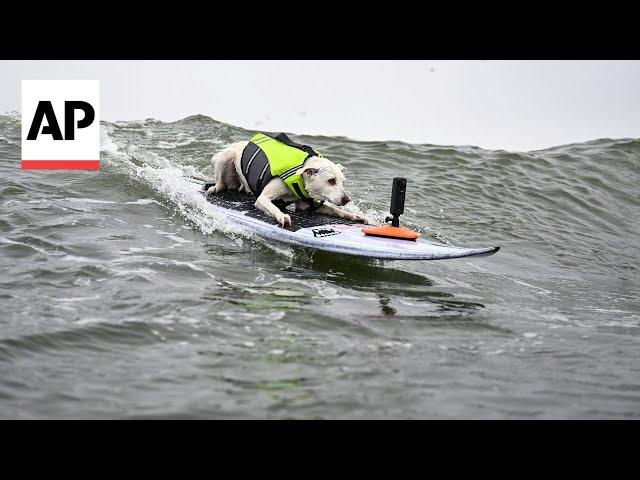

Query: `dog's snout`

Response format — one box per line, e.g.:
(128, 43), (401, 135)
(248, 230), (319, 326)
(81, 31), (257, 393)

(341, 194), (350, 205)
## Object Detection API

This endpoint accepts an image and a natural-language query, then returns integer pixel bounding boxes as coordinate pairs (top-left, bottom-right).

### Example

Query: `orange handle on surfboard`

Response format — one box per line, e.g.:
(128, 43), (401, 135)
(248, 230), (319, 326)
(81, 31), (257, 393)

(361, 225), (420, 240)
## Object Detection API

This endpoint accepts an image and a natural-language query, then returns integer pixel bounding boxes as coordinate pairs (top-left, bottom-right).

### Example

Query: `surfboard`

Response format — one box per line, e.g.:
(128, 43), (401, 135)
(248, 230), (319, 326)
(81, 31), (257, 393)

(193, 180), (499, 260)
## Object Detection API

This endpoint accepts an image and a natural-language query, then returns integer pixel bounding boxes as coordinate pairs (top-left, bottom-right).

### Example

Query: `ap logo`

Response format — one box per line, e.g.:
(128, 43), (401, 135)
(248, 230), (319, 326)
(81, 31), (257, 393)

(22, 80), (100, 170)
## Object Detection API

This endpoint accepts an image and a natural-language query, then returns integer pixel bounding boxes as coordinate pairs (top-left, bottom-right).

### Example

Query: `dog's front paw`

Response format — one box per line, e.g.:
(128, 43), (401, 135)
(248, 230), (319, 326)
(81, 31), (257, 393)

(350, 213), (371, 224)
(276, 213), (292, 228)
(206, 185), (217, 195)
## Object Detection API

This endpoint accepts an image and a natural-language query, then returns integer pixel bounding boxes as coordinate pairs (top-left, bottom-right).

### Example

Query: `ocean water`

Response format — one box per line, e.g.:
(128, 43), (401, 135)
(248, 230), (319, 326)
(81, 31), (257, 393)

(1, 113), (639, 419)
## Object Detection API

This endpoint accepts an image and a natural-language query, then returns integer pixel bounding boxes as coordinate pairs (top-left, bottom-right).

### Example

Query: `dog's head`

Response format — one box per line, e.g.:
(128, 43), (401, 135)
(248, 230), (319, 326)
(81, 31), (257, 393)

(297, 157), (351, 206)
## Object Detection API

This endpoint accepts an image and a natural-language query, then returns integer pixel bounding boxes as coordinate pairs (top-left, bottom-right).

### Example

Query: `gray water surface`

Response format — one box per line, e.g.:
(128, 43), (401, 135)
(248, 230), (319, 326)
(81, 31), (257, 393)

(1, 114), (639, 418)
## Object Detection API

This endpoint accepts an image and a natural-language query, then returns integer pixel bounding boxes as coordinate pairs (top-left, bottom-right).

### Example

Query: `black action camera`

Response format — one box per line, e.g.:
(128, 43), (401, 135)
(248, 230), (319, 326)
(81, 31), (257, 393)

(385, 177), (407, 227)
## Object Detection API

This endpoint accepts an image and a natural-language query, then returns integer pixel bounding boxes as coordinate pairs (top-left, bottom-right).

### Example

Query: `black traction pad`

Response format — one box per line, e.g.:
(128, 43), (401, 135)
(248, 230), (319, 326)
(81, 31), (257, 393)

(201, 184), (361, 232)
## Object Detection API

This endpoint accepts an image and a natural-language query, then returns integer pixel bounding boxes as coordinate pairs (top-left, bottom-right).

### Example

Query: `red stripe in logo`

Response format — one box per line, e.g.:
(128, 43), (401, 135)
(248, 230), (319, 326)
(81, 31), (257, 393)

(22, 161), (100, 170)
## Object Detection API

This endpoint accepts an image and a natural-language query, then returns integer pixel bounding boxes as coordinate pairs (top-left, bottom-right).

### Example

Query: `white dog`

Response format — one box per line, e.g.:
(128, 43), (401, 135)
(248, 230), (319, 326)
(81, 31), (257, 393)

(208, 133), (370, 227)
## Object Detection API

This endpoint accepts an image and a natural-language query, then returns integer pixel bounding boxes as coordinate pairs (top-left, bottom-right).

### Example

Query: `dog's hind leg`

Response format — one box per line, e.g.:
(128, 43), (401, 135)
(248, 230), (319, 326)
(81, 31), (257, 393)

(207, 182), (227, 195)
(208, 146), (241, 195)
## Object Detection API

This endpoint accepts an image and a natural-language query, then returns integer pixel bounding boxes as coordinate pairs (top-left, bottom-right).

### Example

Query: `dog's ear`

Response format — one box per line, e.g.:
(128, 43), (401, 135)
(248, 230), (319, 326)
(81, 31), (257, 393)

(335, 163), (346, 173)
(299, 167), (319, 177)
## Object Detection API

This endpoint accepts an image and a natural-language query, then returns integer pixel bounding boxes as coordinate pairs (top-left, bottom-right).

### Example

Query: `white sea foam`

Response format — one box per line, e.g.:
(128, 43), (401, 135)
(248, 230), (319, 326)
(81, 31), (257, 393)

(99, 129), (248, 240)
(100, 124), (119, 154)
(61, 254), (101, 263)
(125, 198), (161, 206)
(56, 295), (101, 303)
(155, 138), (199, 149)
(172, 260), (215, 279)
(66, 198), (117, 204)
(117, 246), (165, 254)
(0, 236), (60, 256)
(166, 235), (192, 244)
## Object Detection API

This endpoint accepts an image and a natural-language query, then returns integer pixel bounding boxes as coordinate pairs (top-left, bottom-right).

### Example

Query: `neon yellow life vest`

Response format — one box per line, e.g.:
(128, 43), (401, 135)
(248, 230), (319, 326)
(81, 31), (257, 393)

(240, 132), (323, 199)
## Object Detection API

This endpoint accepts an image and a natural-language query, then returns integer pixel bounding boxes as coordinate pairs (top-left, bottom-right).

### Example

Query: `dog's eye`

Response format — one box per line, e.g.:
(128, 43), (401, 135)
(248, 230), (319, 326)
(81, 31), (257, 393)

(328, 178), (336, 185)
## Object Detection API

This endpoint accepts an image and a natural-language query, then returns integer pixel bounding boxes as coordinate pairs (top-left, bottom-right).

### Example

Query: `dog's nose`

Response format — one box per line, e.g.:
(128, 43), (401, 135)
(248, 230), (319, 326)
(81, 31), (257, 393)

(341, 194), (350, 205)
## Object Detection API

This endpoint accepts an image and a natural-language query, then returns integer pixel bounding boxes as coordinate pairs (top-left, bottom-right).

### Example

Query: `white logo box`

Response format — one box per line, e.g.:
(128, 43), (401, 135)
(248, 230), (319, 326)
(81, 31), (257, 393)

(22, 80), (100, 170)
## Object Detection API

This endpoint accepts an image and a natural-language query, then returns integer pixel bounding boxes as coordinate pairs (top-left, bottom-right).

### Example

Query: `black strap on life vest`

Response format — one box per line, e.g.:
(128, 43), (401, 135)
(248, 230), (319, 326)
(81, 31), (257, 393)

(297, 199), (325, 214)
(291, 182), (309, 200)
(308, 199), (325, 213)
(271, 132), (318, 159)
